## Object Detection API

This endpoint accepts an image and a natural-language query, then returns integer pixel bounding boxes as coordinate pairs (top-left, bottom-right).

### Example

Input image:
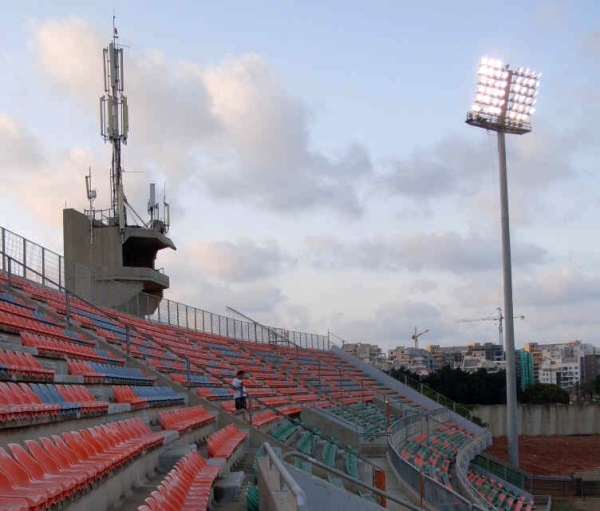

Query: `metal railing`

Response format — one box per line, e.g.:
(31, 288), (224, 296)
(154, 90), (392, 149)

(387, 417), (489, 511)
(259, 443), (308, 511)
(455, 434), (498, 511)
(0, 225), (330, 350)
(282, 450), (423, 510)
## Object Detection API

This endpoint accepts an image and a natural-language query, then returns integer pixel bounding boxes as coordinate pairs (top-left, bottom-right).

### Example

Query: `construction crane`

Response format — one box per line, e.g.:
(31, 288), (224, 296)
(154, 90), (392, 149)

(458, 307), (524, 347)
(411, 327), (429, 350)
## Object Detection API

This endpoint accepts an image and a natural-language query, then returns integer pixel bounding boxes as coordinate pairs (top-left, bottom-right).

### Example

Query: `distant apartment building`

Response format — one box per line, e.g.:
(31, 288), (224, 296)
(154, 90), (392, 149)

(581, 354), (600, 388)
(524, 340), (598, 392)
(341, 342), (385, 367)
(423, 342), (503, 372)
(426, 345), (465, 370)
(461, 354), (505, 373)
(516, 349), (534, 391)
(388, 346), (434, 376)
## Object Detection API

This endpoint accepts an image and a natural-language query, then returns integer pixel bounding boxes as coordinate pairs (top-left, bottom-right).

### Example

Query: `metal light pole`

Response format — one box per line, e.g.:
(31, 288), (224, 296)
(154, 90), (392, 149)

(466, 57), (541, 468)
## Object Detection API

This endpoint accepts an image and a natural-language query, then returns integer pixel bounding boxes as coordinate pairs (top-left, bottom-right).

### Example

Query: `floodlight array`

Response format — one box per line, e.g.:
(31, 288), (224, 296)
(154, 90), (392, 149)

(506, 67), (540, 122)
(468, 57), (541, 126)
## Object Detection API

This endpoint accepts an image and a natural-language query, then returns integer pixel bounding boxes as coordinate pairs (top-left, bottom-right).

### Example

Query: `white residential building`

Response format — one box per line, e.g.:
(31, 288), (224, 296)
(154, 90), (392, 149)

(533, 340), (596, 391)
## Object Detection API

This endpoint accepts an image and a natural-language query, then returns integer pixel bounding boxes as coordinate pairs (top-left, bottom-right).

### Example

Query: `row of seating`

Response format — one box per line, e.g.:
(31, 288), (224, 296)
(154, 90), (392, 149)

(159, 405), (216, 433)
(67, 359), (104, 383)
(0, 418), (164, 510)
(0, 309), (78, 342)
(0, 381), (108, 424)
(68, 360), (154, 384)
(0, 348), (54, 380)
(113, 385), (148, 410)
(270, 421), (300, 443)
(113, 385), (184, 408)
(250, 410), (279, 428)
(468, 469), (534, 511)
(139, 451), (220, 511)
(206, 424), (247, 461)
(0, 381), (60, 422)
(21, 331), (120, 363)
(196, 387), (232, 399)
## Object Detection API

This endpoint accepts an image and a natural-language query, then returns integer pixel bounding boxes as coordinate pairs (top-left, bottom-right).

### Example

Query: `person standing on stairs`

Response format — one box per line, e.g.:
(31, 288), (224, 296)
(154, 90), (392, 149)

(232, 370), (247, 417)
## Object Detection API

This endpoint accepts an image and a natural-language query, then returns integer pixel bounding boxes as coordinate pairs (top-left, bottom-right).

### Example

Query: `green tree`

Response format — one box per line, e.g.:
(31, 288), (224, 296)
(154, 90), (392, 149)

(521, 383), (569, 404)
(388, 365), (509, 405)
(593, 375), (600, 396)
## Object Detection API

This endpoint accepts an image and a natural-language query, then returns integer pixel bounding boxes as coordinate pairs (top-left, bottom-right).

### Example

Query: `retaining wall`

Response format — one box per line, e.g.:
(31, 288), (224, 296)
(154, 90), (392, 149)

(474, 404), (600, 436)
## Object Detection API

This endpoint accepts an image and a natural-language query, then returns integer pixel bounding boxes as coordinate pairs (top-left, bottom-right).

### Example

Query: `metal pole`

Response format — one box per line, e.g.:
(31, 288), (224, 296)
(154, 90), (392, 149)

(65, 291), (71, 326)
(41, 247), (46, 287)
(186, 357), (191, 390)
(7, 257), (12, 287)
(497, 129), (519, 468)
(126, 325), (130, 357)
(1, 227), (4, 272)
(23, 239), (27, 280)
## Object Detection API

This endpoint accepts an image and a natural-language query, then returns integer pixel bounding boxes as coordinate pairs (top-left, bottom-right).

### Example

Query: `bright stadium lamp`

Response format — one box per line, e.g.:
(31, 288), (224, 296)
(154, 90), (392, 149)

(465, 57), (541, 469)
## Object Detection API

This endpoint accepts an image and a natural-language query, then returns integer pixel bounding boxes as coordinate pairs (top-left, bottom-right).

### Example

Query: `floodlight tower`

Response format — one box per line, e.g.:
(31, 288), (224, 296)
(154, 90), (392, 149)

(466, 57), (541, 468)
(100, 22), (129, 241)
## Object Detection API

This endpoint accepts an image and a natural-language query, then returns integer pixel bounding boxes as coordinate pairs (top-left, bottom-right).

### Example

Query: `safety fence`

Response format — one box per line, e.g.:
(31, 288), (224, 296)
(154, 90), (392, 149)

(455, 433), (501, 511)
(0, 225), (330, 349)
(387, 416), (489, 511)
(473, 452), (600, 501)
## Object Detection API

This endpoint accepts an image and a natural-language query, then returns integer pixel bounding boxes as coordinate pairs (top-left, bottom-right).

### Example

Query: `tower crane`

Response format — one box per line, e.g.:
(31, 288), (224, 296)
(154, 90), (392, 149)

(458, 307), (524, 348)
(411, 327), (429, 350)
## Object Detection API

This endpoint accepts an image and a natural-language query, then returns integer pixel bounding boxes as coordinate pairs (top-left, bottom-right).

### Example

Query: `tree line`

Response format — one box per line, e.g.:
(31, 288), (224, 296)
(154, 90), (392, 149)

(388, 366), (569, 405)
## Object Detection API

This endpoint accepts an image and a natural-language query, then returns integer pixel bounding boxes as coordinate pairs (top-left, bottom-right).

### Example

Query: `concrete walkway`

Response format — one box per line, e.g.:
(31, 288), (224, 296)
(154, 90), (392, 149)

(363, 455), (421, 511)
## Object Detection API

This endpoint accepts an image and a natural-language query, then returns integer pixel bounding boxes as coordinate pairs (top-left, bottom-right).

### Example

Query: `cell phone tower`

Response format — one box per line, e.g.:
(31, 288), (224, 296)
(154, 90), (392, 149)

(100, 18), (129, 241)
(63, 19), (175, 318)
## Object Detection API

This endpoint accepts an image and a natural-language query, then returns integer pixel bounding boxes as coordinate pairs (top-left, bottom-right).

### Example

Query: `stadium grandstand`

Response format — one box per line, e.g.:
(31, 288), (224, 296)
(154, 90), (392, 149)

(0, 224), (549, 511)
(0, 25), (553, 511)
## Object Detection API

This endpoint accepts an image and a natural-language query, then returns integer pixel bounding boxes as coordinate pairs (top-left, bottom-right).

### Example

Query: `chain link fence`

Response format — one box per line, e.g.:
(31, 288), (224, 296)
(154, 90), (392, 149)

(0, 226), (330, 349)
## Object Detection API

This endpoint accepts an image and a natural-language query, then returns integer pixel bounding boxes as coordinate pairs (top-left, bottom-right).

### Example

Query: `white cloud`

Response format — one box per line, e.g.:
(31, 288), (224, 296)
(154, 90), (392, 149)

(0, 115), (46, 171)
(29, 17), (372, 217)
(519, 266), (600, 307)
(200, 54), (372, 216)
(182, 239), (292, 283)
(305, 232), (546, 273)
(31, 17), (102, 103)
(381, 125), (583, 206)
(329, 299), (455, 350)
(0, 114), (108, 229)
(159, 241), (288, 317)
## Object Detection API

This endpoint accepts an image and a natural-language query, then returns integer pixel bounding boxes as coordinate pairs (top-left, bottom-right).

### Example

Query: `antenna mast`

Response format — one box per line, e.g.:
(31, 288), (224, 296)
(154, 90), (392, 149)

(85, 167), (97, 243)
(100, 16), (129, 242)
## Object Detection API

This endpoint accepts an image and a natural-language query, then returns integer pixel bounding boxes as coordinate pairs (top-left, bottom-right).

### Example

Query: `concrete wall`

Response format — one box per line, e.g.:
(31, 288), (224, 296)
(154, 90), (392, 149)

(301, 407), (362, 446)
(474, 404), (600, 436)
(284, 463), (384, 511)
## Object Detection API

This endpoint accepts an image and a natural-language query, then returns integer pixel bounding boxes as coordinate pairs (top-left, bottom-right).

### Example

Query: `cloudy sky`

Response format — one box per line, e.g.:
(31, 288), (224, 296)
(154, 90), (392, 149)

(1, 0), (599, 351)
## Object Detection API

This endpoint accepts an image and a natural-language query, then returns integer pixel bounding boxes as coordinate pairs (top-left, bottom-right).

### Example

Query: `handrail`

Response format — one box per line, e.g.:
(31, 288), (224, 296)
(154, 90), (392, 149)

(1, 254), (383, 475)
(282, 450), (423, 510)
(386, 414), (484, 511)
(455, 433), (498, 511)
(262, 443), (308, 510)
(0, 225), (330, 350)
